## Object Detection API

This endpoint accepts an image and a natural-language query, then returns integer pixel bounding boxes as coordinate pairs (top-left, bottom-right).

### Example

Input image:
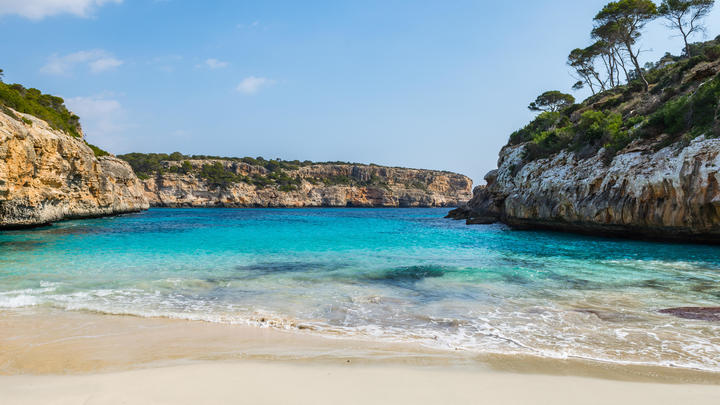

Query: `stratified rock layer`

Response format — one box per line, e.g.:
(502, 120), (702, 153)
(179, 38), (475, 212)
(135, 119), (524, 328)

(449, 137), (720, 243)
(0, 109), (149, 228)
(141, 161), (472, 208)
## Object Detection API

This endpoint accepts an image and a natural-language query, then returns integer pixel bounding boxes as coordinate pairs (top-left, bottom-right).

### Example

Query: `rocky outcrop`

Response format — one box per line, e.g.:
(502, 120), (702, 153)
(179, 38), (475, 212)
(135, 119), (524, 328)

(0, 108), (149, 228)
(141, 161), (472, 208)
(659, 307), (720, 321)
(449, 136), (720, 243)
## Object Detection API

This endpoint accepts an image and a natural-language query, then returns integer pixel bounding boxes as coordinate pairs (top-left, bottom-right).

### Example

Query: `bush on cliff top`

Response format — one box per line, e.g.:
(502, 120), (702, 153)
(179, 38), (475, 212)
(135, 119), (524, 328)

(117, 152), (338, 178)
(118, 152), (408, 191)
(86, 142), (110, 157)
(0, 81), (82, 138)
(513, 38), (720, 164)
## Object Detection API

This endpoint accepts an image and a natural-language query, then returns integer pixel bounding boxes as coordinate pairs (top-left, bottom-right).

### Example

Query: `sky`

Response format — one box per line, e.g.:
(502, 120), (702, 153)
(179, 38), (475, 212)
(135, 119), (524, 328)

(1, 0), (719, 185)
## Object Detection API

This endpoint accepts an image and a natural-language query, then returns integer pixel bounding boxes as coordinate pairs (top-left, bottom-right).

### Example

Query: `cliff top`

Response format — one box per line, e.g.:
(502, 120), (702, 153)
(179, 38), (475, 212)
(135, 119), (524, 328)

(118, 152), (463, 178)
(118, 152), (471, 192)
(510, 36), (720, 165)
(0, 81), (82, 139)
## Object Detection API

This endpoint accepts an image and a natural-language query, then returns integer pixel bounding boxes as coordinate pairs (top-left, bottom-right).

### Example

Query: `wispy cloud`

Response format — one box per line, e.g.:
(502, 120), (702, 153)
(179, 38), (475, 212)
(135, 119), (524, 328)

(41, 50), (123, 75)
(237, 76), (275, 95)
(198, 58), (229, 70)
(66, 94), (129, 150)
(0, 0), (122, 20)
(237, 20), (260, 29)
(88, 56), (123, 73)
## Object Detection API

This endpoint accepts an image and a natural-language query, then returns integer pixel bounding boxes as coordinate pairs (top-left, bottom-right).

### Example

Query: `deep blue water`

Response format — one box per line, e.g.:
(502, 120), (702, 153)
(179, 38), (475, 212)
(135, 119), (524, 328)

(1, 208), (720, 370)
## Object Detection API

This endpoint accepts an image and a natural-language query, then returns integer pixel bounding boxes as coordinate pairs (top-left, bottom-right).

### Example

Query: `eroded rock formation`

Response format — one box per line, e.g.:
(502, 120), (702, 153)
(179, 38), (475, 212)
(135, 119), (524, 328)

(140, 160), (472, 208)
(0, 108), (149, 228)
(449, 137), (720, 242)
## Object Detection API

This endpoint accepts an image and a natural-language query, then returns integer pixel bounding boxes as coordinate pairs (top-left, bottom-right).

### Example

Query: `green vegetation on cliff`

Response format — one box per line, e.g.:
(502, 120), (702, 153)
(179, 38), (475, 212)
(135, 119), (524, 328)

(117, 152), (348, 179)
(118, 152), (339, 190)
(0, 72), (110, 159)
(0, 81), (82, 138)
(511, 0), (719, 164)
(118, 153), (417, 191)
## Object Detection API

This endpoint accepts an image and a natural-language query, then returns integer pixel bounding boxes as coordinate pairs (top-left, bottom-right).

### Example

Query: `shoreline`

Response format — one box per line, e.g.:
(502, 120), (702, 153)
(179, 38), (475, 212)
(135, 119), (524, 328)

(2, 309), (720, 404)
(0, 207), (459, 231)
(2, 308), (720, 384)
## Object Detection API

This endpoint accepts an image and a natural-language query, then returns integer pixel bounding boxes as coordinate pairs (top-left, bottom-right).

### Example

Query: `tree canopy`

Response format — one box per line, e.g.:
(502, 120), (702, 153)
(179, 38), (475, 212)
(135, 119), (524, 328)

(593, 0), (659, 91)
(528, 91), (576, 112)
(568, 47), (602, 94)
(659, 0), (715, 57)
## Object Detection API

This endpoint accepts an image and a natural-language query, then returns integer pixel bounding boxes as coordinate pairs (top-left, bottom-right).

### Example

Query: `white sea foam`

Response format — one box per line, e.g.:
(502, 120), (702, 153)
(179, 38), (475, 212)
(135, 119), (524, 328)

(5, 285), (718, 373)
(0, 294), (40, 308)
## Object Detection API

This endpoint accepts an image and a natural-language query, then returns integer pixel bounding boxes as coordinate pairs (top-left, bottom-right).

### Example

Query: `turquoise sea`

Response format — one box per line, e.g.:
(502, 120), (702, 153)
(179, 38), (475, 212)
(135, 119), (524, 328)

(1, 208), (719, 371)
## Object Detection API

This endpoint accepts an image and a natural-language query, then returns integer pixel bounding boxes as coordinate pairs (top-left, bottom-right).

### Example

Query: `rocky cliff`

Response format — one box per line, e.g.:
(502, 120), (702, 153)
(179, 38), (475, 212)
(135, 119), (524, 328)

(449, 39), (720, 243)
(136, 160), (472, 208)
(0, 108), (149, 228)
(449, 136), (720, 242)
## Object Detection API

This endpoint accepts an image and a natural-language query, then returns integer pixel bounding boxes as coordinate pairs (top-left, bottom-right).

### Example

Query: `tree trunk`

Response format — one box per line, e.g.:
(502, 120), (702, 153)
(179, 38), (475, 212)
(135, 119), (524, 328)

(613, 47), (630, 83)
(678, 17), (691, 58)
(626, 42), (649, 91)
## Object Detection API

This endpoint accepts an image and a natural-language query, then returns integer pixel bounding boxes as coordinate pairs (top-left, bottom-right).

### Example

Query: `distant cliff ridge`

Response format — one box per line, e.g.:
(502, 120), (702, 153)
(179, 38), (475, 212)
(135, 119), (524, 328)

(0, 108), (149, 228)
(119, 154), (472, 208)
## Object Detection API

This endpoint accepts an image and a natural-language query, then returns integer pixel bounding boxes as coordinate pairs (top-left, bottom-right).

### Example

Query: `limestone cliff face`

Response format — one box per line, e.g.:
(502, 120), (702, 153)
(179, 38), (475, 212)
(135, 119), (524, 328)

(449, 137), (720, 243)
(141, 160), (472, 208)
(0, 109), (149, 228)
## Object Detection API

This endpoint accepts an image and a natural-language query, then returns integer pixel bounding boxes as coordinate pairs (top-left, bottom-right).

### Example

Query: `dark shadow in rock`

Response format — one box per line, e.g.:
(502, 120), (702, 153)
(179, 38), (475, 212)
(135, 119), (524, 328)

(363, 265), (447, 285)
(659, 307), (720, 321)
(232, 261), (339, 280)
(0, 240), (45, 252)
(574, 309), (645, 322)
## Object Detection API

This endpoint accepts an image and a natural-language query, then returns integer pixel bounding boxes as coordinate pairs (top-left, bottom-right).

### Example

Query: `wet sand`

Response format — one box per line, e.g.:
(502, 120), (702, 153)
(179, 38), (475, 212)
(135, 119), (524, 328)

(1, 308), (720, 404)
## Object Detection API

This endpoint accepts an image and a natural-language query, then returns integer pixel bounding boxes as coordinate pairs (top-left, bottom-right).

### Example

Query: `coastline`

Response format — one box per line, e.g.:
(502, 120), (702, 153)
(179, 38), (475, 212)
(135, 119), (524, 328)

(2, 309), (720, 404)
(2, 308), (720, 382)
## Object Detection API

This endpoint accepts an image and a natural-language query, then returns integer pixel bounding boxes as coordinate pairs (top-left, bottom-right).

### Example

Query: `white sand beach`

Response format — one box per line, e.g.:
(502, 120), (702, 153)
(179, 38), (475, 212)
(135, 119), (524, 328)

(3, 361), (720, 405)
(1, 309), (720, 405)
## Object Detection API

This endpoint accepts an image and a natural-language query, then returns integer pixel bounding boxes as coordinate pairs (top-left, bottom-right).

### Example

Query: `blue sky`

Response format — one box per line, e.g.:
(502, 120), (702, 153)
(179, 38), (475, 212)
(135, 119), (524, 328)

(1, 0), (719, 185)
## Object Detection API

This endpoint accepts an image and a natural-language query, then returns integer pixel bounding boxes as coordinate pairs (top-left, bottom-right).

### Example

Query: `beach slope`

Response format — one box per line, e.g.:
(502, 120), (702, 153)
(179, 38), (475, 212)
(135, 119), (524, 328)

(2, 361), (720, 405)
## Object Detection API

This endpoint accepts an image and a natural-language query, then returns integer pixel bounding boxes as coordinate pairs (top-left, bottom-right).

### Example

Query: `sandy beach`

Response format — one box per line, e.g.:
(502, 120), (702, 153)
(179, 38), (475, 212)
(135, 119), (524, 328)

(3, 361), (720, 405)
(1, 309), (720, 404)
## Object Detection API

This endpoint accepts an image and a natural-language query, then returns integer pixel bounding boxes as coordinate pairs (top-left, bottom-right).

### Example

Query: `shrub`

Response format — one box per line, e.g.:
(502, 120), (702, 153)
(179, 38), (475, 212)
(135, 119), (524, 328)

(509, 112), (570, 145)
(705, 45), (720, 61)
(179, 160), (193, 174)
(199, 162), (245, 189)
(118, 153), (176, 178)
(518, 110), (633, 162)
(646, 74), (720, 138)
(679, 55), (708, 75)
(575, 110), (624, 147)
(0, 82), (81, 137)
(86, 142), (109, 157)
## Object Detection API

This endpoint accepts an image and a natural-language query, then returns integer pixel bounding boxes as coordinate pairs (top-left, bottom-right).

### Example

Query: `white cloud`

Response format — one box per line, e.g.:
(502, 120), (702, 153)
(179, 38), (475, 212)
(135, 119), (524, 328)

(0, 0), (122, 20)
(237, 20), (260, 29)
(89, 56), (123, 73)
(199, 58), (229, 70)
(66, 94), (131, 150)
(41, 49), (123, 75)
(237, 76), (275, 95)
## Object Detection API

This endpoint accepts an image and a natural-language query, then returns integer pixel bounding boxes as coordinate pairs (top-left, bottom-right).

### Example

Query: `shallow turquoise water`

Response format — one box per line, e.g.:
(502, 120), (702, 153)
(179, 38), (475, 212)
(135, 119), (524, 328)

(1, 208), (720, 370)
